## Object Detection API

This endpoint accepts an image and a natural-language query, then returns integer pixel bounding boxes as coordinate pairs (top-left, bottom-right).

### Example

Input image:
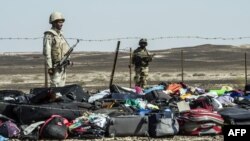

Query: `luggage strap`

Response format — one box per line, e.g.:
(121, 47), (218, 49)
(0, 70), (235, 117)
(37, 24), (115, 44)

(135, 117), (148, 136)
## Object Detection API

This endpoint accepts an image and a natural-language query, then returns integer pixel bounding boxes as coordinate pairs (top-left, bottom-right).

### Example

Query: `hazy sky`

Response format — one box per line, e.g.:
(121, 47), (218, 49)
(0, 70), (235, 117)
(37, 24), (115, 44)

(1, 0), (250, 52)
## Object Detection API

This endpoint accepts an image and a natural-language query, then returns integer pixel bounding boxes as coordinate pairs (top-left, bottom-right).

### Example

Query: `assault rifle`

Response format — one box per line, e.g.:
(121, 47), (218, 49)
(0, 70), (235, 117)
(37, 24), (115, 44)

(55, 39), (80, 70)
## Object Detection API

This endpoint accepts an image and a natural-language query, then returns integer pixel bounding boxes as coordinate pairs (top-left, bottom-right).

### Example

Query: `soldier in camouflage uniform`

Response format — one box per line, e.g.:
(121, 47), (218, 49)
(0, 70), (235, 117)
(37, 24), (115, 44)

(43, 12), (70, 87)
(132, 38), (154, 88)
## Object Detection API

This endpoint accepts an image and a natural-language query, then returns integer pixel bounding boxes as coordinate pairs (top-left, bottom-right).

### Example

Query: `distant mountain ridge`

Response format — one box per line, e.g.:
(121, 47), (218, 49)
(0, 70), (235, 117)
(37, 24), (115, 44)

(1, 44), (250, 55)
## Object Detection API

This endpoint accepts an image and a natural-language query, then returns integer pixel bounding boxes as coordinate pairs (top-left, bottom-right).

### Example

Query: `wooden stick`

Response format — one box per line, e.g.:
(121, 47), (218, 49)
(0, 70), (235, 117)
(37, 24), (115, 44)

(109, 41), (120, 88)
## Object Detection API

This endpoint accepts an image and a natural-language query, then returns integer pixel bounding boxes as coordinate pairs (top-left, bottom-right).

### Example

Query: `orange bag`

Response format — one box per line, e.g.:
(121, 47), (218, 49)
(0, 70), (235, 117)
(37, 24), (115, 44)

(167, 83), (182, 95)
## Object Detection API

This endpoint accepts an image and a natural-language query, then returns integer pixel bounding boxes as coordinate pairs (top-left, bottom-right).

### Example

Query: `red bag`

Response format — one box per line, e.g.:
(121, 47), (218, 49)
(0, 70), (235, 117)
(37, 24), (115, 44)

(181, 122), (222, 135)
(178, 108), (224, 135)
(182, 108), (224, 124)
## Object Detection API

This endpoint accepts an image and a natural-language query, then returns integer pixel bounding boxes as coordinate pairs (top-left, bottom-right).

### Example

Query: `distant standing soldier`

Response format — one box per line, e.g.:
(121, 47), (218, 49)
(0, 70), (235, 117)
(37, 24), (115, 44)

(132, 38), (154, 88)
(43, 12), (70, 87)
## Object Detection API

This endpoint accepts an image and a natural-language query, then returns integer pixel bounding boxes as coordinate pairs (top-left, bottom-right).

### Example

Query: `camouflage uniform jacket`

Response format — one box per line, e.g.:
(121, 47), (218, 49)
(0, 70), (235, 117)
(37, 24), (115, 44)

(43, 28), (69, 69)
(132, 47), (152, 67)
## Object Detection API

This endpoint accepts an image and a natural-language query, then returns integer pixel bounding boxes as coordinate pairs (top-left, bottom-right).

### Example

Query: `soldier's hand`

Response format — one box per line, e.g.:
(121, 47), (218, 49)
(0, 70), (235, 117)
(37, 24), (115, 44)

(48, 68), (54, 75)
(66, 60), (74, 67)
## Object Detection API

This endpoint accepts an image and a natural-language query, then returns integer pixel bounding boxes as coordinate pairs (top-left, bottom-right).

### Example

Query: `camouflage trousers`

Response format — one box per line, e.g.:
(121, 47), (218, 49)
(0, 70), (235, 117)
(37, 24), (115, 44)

(49, 68), (66, 87)
(134, 67), (149, 88)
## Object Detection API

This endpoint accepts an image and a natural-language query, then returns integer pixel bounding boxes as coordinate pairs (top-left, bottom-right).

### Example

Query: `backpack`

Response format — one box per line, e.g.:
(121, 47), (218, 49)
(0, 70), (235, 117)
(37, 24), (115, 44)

(39, 115), (69, 139)
(0, 120), (20, 138)
(69, 114), (108, 139)
(190, 96), (214, 111)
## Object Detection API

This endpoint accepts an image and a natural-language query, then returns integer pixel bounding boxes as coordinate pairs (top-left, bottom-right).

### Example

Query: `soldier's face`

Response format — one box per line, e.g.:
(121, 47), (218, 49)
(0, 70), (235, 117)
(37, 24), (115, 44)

(53, 20), (64, 30)
(140, 43), (147, 48)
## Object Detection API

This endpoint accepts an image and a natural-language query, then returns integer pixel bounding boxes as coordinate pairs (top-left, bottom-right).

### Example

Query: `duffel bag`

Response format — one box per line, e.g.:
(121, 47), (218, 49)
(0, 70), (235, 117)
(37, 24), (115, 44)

(30, 84), (90, 103)
(13, 102), (92, 124)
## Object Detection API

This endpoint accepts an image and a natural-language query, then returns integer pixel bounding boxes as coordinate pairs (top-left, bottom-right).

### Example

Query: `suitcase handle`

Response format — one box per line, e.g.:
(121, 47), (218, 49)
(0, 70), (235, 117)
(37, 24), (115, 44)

(135, 118), (148, 135)
(143, 117), (148, 123)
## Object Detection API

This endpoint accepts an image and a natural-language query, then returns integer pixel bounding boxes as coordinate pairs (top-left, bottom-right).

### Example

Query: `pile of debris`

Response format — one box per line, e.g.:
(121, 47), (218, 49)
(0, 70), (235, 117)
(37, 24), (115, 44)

(0, 82), (249, 140)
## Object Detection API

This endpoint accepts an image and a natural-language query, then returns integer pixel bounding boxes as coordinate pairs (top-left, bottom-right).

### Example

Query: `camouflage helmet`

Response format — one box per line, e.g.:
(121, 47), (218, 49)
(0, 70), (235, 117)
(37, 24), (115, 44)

(139, 38), (148, 46)
(49, 12), (65, 24)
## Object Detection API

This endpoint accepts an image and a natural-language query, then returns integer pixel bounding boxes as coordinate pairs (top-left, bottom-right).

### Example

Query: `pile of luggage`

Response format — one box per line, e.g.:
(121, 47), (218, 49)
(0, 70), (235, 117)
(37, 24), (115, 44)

(0, 82), (250, 140)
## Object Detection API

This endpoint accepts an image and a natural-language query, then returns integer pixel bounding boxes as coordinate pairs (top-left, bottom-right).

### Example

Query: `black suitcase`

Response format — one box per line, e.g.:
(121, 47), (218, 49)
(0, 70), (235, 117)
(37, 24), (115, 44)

(13, 102), (92, 124)
(30, 84), (90, 103)
(218, 107), (250, 125)
(108, 115), (149, 137)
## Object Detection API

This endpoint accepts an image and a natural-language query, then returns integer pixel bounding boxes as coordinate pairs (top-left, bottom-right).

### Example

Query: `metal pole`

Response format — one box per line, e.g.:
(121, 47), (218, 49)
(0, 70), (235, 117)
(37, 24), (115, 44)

(109, 41), (120, 88)
(245, 52), (248, 85)
(129, 48), (132, 88)
(44, 61), (48, 88)
(181, 50), (184, 82)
